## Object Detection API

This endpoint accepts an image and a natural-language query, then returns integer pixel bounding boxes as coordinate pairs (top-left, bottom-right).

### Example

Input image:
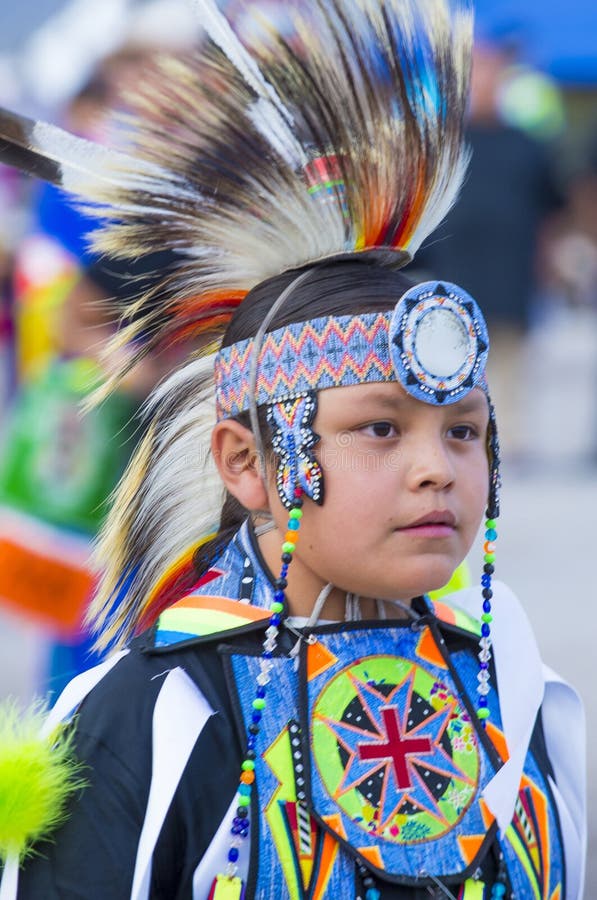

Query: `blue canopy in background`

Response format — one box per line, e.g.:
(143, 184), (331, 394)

(475, 0), (597, 86)
(1, 0), (597, 87)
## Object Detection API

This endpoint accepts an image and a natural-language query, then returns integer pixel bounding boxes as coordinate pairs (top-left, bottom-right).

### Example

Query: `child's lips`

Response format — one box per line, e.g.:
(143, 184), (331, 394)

(396, 510), (457, 537)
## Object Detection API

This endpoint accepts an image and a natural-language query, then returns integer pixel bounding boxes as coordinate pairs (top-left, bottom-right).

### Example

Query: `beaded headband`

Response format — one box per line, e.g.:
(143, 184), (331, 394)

(214, 281), (490, 420)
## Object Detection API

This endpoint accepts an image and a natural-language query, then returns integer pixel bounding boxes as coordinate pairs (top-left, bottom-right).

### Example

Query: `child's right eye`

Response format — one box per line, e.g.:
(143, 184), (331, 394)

(361, 421), (398, 438)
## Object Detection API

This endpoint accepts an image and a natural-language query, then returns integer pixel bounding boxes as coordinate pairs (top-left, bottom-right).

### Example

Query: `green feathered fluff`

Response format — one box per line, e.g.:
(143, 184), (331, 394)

(0, 701), (86, 862)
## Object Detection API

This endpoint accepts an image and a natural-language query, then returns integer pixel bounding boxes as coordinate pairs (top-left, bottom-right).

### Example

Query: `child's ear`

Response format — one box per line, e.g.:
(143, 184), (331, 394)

(211, 419), (270, 511)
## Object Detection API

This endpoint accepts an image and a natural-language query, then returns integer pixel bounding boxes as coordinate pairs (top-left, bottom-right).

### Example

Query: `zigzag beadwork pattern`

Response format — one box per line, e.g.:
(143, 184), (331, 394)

(214, 312), (394, 419)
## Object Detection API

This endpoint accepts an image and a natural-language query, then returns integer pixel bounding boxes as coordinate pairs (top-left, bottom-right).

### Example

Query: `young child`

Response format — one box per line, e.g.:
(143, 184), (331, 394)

(0, 1), (585, 898)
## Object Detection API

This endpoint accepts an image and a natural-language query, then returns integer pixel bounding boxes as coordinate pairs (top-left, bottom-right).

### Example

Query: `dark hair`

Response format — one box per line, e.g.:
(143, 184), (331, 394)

(194, 255), (416, 575)
(221, 256), (415, 348)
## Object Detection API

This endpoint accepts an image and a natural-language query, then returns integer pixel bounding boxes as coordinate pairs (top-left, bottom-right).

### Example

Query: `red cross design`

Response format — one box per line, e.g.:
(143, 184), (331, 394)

(358, 706), (433, 789)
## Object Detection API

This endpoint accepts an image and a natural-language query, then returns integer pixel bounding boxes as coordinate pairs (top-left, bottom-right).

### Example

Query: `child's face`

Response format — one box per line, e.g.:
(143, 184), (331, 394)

(267, 381), (490, 602)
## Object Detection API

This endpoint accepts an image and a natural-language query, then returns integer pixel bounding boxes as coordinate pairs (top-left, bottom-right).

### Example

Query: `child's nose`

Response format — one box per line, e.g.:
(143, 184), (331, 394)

(407, 440), (455, 491)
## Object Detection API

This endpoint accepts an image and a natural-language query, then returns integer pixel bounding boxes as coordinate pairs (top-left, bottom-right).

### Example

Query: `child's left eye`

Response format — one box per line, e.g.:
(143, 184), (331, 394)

(448, 424), (478, 441)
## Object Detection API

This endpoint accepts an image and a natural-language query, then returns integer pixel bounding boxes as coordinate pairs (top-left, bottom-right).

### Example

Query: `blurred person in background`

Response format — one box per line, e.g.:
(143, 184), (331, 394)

(545, 131), (597, 311)
(0, 23), (200, 695)
(0, 164), (30, 421)
(538, 129), (597, 462)
(0, 223), (16, 423)
(417, 37), (564, 462)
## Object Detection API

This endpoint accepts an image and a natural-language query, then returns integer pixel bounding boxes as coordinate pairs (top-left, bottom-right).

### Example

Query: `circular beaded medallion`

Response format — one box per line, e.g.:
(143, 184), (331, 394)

(389, 281), (489, 405)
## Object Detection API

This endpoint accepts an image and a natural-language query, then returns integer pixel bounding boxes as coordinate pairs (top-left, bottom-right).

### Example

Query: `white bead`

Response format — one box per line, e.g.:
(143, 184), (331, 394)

(477, 682), (490, 696)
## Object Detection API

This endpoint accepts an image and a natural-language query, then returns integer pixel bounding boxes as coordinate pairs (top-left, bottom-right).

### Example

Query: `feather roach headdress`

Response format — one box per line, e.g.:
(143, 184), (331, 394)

(0, 0), (473, 647)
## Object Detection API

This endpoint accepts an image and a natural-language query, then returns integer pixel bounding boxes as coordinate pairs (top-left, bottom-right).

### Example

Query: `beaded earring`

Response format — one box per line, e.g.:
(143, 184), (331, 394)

(476, 402), (501, 726)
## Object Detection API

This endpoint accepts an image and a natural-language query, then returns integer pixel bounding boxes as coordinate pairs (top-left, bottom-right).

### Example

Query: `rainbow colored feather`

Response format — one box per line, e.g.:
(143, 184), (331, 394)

(2, 0), (471, 395)
(35, 0), (472, 648)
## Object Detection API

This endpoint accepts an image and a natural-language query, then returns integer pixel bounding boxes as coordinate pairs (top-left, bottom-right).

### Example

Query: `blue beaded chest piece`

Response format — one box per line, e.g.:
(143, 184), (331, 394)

(299, 621), (500, 885)
(228, 618), (504, 894)
(227, 617), (565, 898)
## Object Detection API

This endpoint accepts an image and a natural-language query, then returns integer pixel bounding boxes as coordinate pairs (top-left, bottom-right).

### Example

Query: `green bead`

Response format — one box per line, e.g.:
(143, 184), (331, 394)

(289, 508), (303, 519)
(477, 708), (490, 720)
(282, 541), (296, 554)
(270, 601), (284, 614)
(253, 698), (266, 710)
(484, 552), (496, 564)
(481, 613), (493, 624)
(237, 795), (251, 807)
(242, 759), (255, 771)
(485, 518), (496, 529)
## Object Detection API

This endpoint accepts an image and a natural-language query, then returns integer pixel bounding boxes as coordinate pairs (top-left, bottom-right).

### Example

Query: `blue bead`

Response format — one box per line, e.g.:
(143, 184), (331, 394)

(238, 783), (252, 796)
(481, 574), (491, 588)
(485, 528), (497, 541)
(287, 519), (300, 530)
(270, 614), (281, 626)
(228, 847), (240, 863)
(483, 600), (491, 613)
(481, 623), (490, 637)
(256, 686), (266, 698)
(492, 885), (506, 898)
(365, 890), (381, 900)
(274, 591), (285, 602)
(263, 651), (273, 659)
(252, 711), (262, 723)
(480, 661), (489, 670)
(478, 695), (488, 707)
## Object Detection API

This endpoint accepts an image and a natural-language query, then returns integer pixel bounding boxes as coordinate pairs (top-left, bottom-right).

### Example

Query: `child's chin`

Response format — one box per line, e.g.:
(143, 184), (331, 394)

(409, 564), (460, 597)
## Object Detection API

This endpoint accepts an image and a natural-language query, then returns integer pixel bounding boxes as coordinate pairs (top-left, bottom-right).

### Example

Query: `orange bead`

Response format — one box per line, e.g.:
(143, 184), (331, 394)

(285, 531), (298, 544)
(483, 541), (496, 554)
(240, 770), (255, 785)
